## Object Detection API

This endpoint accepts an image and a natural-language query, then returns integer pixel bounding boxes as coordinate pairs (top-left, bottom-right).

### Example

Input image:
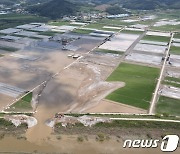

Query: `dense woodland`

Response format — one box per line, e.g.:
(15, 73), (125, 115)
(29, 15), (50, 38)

(27, 0), (79, 19)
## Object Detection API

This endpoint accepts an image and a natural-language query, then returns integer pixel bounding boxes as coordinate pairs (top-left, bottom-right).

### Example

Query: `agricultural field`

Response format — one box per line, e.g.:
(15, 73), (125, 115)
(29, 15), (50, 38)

(95, 49), (124, 55)
(73, 29), (94, 34)
(106, 63), (160, 110)
(156, 10), (180, 20)
(0, 14), (48, 30)
(142, 35), (170, 42)
(151, 10), (180, 31)
(156, 96), (180, 116)
(0, 46), (18, 52)
(85, 23), (106, 29)
(38, 31), (62, 36)
(85, 23), (121, 32)
(6, 93), (33, 112)
(163, 81), (180, 88)
(174, 33), (180, 39)
(48, 21), (70, 26)
(100, 18), (134, 26)
(135, 19), (156, 26)
(151, 24), (180, 31)
(163, 76), (180, 88)
(0, 0), (180, 152)
(121, 29), (143, 35)
(170, 46), (180, 55)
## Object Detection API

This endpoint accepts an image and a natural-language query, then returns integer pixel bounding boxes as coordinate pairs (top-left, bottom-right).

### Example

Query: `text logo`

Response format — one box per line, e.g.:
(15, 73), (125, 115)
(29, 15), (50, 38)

(123, 135), (179, 152)
(161, 135), (179, 152)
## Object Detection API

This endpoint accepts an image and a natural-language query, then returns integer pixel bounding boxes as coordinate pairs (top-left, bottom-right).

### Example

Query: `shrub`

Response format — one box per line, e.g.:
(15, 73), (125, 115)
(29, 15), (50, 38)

(77, 136), (84, 142)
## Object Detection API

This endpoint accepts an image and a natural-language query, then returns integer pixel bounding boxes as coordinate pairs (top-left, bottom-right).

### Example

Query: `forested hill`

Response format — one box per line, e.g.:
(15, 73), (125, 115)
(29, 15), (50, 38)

(91, 0), (180, 10)
(121, 0), (180, 10)
(1, 0), (180, 10)
(27, 0), (79, 19)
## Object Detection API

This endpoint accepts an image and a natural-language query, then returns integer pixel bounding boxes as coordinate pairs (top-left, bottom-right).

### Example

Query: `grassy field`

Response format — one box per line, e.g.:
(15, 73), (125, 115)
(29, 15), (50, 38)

(6, 93), (33, 112)
(142, 35), (170, 42)
(170, 46), (180, 55)
(106, 63), (160, 109)
(73, 29), (94, 34)
(0, 46), (18, 52)
(95, 49), (124, 55)
(156, 96), (180, 116)
(0, 14), (48, 30)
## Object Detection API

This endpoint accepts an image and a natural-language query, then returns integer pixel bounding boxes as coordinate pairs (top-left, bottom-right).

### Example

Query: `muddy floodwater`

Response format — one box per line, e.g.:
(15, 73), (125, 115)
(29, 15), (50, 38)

(0, 135), (179, 154)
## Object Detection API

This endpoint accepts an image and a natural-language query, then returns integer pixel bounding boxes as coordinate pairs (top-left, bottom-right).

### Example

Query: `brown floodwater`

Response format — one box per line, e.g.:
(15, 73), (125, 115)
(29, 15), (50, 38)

(0, 135), (179, 154)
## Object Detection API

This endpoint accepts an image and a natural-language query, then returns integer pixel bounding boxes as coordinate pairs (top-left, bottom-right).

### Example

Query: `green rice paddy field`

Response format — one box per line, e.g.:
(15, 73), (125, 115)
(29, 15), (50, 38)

(106, 63), (160, 110)
(6, 92), (33, 112)
(156, 96), (180, 116)
(170, 46), (180, 55)
(142, 35), (170, 42)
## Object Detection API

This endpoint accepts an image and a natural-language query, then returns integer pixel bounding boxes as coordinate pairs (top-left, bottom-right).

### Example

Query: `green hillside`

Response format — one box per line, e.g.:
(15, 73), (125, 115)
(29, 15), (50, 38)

(27, 0), (79, 19)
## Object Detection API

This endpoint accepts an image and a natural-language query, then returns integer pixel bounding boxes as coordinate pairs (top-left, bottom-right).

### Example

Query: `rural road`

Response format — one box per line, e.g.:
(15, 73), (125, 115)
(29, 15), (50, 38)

(149, 33), (174, 114)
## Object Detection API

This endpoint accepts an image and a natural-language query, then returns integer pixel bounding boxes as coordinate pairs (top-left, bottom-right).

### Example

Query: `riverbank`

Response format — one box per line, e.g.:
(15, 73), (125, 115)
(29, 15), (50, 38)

(0, 118), (180, 153)
(0, 118), (27, 140)
(54, 120), (180, 141)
